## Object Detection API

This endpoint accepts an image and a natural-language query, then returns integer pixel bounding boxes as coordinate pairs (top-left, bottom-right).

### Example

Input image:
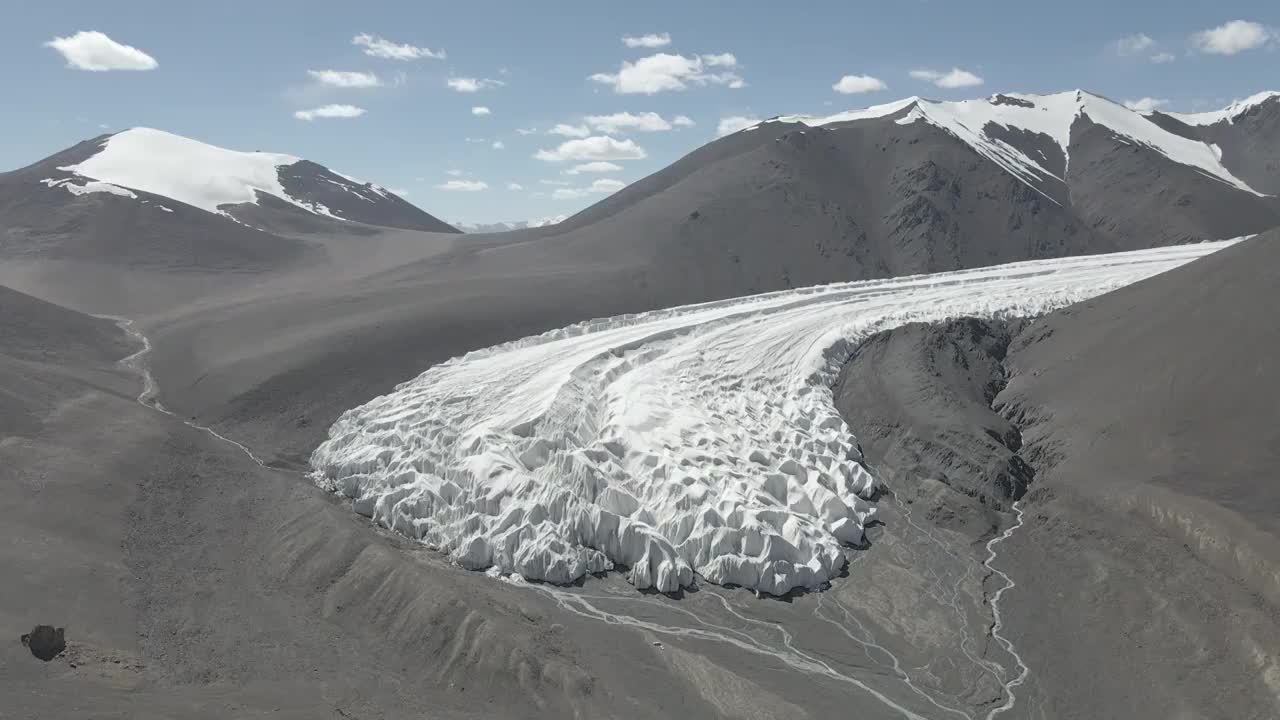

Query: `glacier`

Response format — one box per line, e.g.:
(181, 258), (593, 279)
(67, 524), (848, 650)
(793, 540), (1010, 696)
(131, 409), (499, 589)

(310, 241), (1235, 595)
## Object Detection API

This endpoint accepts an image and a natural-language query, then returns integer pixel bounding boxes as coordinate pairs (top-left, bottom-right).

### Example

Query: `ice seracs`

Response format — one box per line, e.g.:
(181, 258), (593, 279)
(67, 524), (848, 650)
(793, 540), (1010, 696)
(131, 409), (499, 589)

(310, 241), (1237, 596)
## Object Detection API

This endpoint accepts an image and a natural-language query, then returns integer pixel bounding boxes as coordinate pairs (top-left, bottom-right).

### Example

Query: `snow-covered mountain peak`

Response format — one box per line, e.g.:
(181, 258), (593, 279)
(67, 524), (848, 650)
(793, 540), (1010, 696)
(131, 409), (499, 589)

(750, 89), (1262, 197)
(57, 127), (312, 215)
(38, 127), (461, 233)
(1163, 91), (1280, 127)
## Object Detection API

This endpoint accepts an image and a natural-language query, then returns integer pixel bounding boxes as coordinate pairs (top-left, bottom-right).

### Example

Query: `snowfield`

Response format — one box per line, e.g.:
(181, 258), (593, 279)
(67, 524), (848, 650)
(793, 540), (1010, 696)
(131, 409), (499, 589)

(310, 241), (1235, 595)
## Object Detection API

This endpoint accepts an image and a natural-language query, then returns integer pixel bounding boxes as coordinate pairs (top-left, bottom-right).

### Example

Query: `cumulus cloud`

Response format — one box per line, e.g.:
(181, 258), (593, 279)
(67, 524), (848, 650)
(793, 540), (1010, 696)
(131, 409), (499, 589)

(672, 115), (695, 127)
(1150, 52), (1176, 63)
(446, 169), (464, 176)
(472, 106), (491, 116)
(590, 52), (745, 94)
(623, 33), (671, 48)
(1123, 97), (1169, 112)
(701, 53), (737, 67)
(516, 127), (537, 135)
(44, 31), (158, 71)
(435, 180), (489, 191)
(492, 140), (505, 149)
(832, 74), (887, 94)
(548, 123), (591, 137)
(353, 33), (445, 60)
(507, 182), (524, 190)
(716, 115), (760, 136)
(1192, 20), (1272, 55)
(1113, 33), (1156, 56)
(534, 136), (647, 162)
(585, 111), (675, 133)
(308, 69), (381, 88)
(564, 161), (624, 175)
(447, 77), (505, 93)
(909, 67), (984, 89)
(553, 178), (627, 199)
(294, 104), (366, 121)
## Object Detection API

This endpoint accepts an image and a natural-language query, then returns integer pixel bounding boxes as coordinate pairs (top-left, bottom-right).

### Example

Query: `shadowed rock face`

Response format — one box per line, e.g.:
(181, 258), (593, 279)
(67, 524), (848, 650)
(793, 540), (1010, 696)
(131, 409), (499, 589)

(832, 317), (1035, 516)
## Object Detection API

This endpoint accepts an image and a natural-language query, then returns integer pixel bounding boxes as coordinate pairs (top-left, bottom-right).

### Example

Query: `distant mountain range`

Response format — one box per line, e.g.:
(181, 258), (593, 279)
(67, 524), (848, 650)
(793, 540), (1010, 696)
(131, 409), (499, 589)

(454, 216), (568, 233)
(3, 90), (1276, 283)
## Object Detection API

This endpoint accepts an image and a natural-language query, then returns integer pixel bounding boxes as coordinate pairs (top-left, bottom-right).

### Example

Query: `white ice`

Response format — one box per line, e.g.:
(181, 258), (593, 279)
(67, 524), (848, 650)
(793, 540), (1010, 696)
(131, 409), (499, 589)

(310, 241), (1235, 595)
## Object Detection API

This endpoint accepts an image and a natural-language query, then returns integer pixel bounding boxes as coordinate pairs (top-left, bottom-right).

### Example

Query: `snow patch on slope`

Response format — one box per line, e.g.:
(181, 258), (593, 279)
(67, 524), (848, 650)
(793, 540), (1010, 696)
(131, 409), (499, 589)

(310, 241), (1235, 595)
(41, 177), (137, 199)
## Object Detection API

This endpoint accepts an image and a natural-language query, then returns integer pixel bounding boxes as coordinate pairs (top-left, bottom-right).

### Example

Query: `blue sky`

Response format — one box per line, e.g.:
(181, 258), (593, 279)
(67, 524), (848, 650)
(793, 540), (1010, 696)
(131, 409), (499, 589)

(4, 1), (1277, 224)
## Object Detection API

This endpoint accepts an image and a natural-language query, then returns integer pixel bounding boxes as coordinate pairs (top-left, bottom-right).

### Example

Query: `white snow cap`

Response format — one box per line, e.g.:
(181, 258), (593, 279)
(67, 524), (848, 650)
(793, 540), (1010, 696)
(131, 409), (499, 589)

(310, 240), (1236, 596)
(753, 90), (1265, 197)
(56, 127), (350, 218)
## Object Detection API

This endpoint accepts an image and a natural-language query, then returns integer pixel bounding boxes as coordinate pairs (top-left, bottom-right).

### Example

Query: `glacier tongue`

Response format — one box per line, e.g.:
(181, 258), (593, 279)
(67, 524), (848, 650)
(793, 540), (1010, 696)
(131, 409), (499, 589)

(310, 241), (1235, 595)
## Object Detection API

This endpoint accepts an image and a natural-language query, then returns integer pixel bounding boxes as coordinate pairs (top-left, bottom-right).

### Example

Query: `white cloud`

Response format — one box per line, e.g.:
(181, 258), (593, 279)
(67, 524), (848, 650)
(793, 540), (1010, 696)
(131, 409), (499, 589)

(590, 52), (745, 94)
(1123, 97), (1169, 112)
(464, 137), (487, 143)
(1113, 33), (1156, 56)
(909, 67), (984, 89)
(294, 104), (367, 121)
(435, 180), (489, 191)
(1192, 20), (1272, 55)
(1150, 52), (1176, 64)
(44, 31), (158, 72)
(534, 136), (647, 162)
(565, 161), (624, 175)
(549, 123), (591, 137)
(492, 140), (505, 149)
(472, 106), (492, 116)
(701, 53), (737, 68)
(540, 179), (572, 186)
(352, 33), (445, 60)
(672, 115), (695, 127)
(516, 127), (537, 135)
(585, 111), (673, 133)
(832, 74), (887, 94)
(308, 69), (381, 88)
(716, 115), (759, 136)
(507, 182), (524, 190)
(446, 169), (464, 176)
(623, 33), (671, 48)
(553, 178), (627, 199)
(447, 77), (505, 93)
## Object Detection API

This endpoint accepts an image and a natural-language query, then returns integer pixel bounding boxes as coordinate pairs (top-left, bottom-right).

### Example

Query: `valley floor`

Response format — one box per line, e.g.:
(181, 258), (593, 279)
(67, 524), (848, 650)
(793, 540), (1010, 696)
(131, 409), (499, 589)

(4, 236), (1278, 719)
